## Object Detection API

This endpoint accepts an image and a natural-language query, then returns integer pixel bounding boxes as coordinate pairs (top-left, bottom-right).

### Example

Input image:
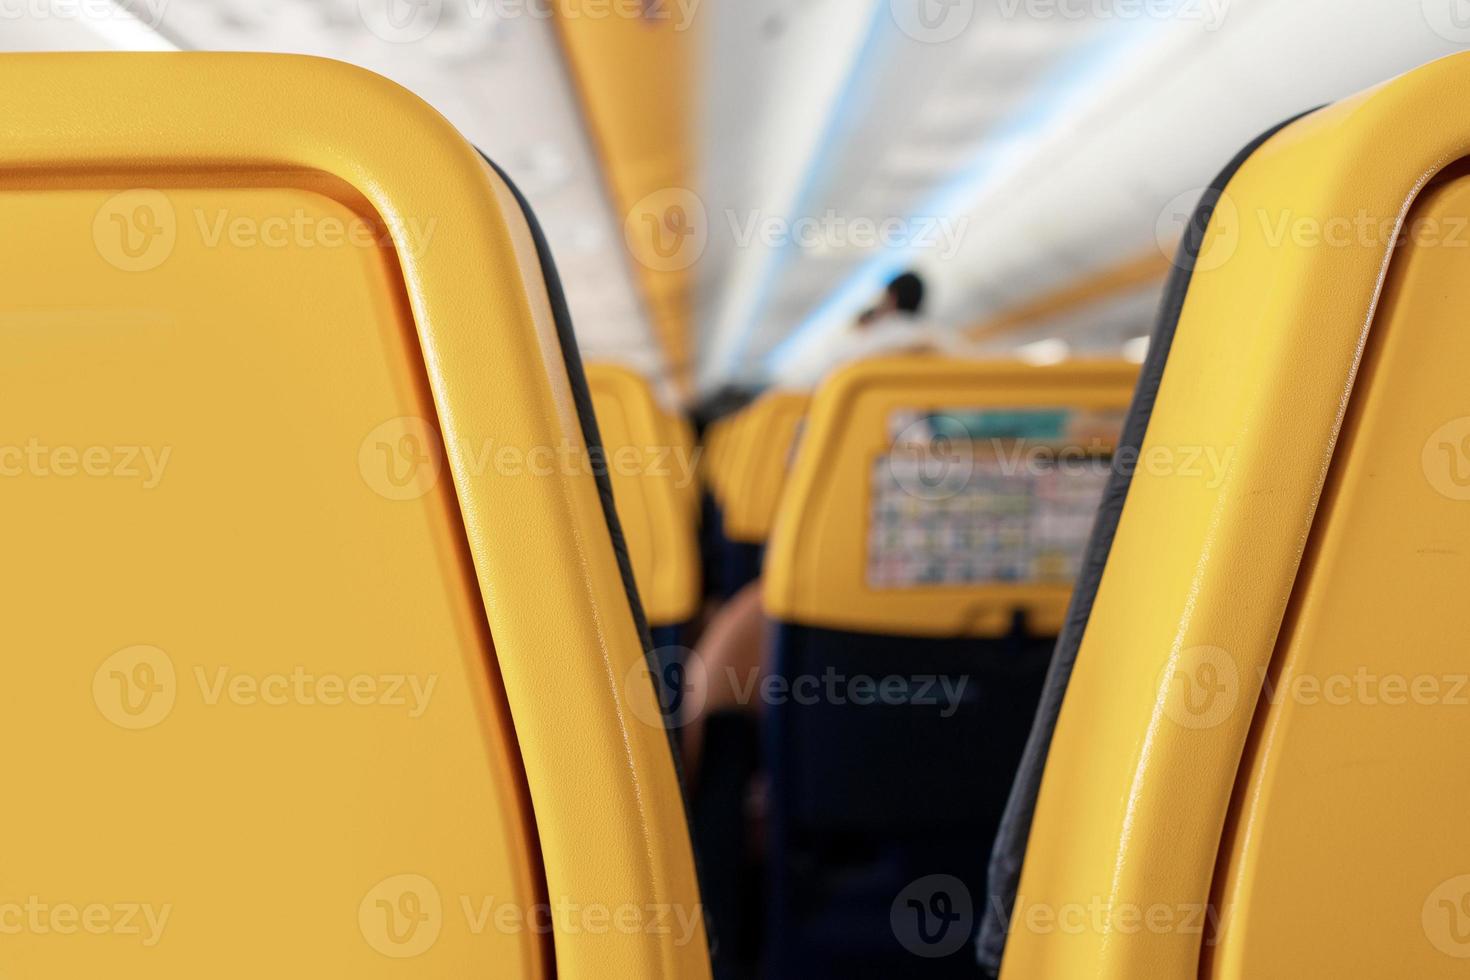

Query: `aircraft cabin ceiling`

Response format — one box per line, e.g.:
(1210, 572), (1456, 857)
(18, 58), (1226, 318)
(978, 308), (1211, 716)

(9, 0), (1470, 402)
(726, 0), (1470, 389)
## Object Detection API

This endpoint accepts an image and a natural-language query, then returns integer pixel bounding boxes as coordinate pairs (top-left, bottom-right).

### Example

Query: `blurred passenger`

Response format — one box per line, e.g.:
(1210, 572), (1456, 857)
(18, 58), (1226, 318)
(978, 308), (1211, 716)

(688, 271), (943, 974)
(685, 579), (767, 775)
(690, 274), (935, 761)
(857, 270), (926, 326)
(772, 269), (941, 389)
(686, 580), (770, 977)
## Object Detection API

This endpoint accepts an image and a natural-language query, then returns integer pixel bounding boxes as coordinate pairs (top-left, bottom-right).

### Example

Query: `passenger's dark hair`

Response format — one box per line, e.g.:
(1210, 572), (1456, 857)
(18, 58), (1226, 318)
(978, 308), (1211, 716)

(888, 271), (925, 314)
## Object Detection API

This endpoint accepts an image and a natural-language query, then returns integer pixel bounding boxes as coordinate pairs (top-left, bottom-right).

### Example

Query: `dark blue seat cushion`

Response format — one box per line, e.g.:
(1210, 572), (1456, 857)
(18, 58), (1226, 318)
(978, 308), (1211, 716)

(765, 622), (1052, 977)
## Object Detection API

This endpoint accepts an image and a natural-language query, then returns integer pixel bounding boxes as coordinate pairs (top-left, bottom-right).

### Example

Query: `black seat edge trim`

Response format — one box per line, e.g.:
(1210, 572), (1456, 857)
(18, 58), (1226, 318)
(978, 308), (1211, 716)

(476, 156), (711, 945)
(975, 107), (1323, 975)
(478, 153), (658, 658)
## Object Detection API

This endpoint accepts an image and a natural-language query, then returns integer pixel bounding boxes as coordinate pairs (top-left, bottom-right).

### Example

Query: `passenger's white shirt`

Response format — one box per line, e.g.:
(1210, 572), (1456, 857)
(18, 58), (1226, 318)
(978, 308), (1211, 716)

(772, 314), (951, 390)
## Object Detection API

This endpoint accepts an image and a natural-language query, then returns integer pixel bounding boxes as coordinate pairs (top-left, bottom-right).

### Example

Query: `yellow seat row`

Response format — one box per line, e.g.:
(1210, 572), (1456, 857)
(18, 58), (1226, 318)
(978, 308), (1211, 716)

(586, 362), (701, 639)
(700, 391), (810, 599)
(15, 44), (1470, 980)
(720, 391), (810, 548)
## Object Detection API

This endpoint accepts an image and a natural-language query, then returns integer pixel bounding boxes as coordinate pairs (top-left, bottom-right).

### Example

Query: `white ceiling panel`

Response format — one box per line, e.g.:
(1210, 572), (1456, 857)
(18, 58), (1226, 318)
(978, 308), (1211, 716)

(736, 0), (1470, 390)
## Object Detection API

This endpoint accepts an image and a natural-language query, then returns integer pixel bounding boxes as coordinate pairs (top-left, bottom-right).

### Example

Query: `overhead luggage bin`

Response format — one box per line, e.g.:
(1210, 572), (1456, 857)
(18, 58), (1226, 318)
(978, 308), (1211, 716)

(0, 53), (707, 980)
(991, 50), (1470, 980)
(760, 354), (1137, 977)
(586, 363), (702, 644)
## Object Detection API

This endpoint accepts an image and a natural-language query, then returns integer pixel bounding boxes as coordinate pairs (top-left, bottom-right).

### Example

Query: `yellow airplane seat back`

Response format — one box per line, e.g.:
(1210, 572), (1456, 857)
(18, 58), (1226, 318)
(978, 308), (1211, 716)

(707, 411), (747, 510)
(720, 390), (809, 546)
(764, 355), (1139, 637)
(710, 390), (810, 598)
(667, 407), (701, 525)
(760, 354), (1137, 975)
(0, 53), (707, 980)
(698, 416), (728, 499)
(585, 363), (701, 640)
(992, 50), (1470, 980)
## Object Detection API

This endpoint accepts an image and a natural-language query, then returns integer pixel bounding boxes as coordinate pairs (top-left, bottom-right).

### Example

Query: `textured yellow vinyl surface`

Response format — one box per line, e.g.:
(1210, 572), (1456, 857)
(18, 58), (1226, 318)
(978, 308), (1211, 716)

(0, 53), (708, 980)
(1005, 50), (1470, 980)
(721, 392), (810, 546)
(587, 363), (702, 626)
(1208, 170), (1470, 979)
